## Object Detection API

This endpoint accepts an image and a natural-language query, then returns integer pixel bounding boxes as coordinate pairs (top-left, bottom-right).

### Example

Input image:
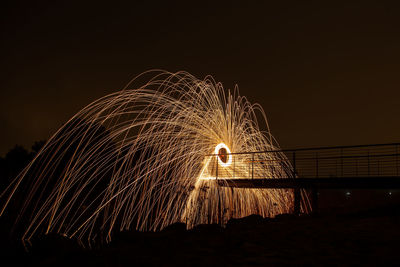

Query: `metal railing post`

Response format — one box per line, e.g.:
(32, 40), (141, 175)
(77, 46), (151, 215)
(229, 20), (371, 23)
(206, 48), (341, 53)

(367, 150), (370, 176)
(396, 144), (399, 176)
(233, 154), (235, 179)
(340, 148), (343, 177)
(336, 159), (338, 177)
(355, 158), (358, 177)
(251, 153), (254, 179)
(292, 151), (296, 178)
(378, 160), (380, 176)
(248, 156), (250, 178)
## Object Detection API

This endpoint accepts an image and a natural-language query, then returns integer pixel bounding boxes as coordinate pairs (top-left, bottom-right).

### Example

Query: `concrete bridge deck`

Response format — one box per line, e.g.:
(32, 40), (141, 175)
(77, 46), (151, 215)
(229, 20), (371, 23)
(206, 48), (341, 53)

(217, 176), (400, 189)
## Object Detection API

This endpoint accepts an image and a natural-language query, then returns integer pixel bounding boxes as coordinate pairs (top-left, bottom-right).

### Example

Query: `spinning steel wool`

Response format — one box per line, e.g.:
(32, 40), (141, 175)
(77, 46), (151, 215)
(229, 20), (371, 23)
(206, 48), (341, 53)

(1, 71), (294, 244)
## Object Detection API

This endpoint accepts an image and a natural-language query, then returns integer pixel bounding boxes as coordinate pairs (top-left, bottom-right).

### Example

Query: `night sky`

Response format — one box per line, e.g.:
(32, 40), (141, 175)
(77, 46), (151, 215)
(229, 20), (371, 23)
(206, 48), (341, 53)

(1, 1), (400, 155)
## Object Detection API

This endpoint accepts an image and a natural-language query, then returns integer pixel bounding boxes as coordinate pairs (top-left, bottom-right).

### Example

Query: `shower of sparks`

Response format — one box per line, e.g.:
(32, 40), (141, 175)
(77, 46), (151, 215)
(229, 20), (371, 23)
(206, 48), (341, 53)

(1, 70), (301, 244)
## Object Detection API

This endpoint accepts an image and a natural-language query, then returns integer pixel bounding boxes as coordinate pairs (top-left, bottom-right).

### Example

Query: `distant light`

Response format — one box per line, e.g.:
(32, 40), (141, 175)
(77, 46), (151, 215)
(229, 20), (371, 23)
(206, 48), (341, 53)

(346, 191), (351, 196)
(389, 191), (392, 196)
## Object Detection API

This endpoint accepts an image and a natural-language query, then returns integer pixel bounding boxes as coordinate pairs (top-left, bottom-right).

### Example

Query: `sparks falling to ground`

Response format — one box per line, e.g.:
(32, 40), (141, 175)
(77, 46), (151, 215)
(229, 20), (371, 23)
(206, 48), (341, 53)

(1, 71), (295, 244)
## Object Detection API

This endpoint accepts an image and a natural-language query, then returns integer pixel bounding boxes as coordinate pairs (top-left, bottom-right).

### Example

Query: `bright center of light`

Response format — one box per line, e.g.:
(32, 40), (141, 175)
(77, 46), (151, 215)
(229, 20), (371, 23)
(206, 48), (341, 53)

(214, 143), (232, 167)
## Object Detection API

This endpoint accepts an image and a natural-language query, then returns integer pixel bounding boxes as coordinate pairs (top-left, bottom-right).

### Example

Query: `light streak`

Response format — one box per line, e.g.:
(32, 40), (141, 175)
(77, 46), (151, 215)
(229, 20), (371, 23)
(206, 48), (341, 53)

(0, 70), (299, 245)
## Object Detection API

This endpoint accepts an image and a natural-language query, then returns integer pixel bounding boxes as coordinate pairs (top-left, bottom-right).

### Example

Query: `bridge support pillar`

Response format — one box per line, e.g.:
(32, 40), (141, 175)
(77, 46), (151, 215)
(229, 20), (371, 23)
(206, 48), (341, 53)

(293, 188), (300, 215)
(311, 187), (319, 215)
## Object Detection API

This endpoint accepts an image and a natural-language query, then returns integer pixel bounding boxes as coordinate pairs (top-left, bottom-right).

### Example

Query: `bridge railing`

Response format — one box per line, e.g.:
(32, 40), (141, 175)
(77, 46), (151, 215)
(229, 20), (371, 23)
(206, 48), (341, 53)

(207, 143), (400, 179)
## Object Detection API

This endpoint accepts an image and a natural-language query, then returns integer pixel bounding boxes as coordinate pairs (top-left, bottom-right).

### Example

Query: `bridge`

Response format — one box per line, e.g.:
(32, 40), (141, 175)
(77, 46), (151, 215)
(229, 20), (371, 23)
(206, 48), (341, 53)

(209, 143), (400, 214)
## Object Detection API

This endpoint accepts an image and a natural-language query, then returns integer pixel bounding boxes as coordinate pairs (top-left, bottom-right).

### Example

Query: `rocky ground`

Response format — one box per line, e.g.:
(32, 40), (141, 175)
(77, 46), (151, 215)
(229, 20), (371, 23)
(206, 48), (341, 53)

(1, 206), (400, 266)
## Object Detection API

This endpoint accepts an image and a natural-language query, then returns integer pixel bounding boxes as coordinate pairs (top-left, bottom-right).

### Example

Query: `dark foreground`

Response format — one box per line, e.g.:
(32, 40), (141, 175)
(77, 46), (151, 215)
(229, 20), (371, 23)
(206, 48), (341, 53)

(1, 209), (400, 266)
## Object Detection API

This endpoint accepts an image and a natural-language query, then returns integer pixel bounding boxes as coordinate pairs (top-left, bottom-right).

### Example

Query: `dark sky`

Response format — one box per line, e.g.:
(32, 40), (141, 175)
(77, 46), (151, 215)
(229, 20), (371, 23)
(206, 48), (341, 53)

(1, 1), (400, 155)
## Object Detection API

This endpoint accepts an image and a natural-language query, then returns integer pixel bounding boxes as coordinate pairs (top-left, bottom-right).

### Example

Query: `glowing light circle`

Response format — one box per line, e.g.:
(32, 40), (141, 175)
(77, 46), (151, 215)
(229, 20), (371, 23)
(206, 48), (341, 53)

(214, 143), (232, 167)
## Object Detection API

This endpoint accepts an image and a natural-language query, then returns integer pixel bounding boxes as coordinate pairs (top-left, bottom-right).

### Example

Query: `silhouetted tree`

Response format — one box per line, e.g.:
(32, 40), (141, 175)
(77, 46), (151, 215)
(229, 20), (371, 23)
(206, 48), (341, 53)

(0, 145), (31, 190)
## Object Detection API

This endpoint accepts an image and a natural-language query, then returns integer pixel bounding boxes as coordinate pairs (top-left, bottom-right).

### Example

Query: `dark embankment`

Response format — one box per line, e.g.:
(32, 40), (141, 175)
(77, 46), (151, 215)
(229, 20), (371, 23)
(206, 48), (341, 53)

(1, 207), (400, 266)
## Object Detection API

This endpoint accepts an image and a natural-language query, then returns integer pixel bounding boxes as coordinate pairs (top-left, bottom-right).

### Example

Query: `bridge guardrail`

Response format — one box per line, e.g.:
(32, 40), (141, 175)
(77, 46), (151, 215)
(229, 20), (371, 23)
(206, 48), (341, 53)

(206, 143), (400, 179)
